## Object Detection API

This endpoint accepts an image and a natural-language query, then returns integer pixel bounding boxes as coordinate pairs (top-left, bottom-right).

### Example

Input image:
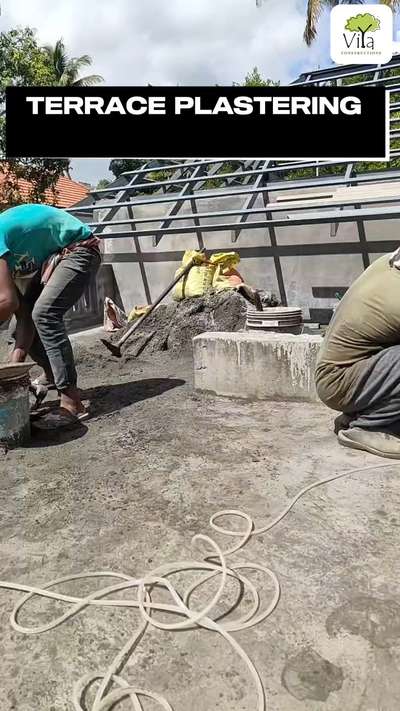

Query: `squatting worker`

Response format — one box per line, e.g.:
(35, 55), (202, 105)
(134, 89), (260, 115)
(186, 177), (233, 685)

(0, 203), (100, 428)
(315, 249), (400, 459)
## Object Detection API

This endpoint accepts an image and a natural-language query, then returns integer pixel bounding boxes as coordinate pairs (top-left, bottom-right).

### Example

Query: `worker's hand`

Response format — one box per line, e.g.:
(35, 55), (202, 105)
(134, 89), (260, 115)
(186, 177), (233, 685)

(10, 349), (26, 363)
(0, 258), (19, 321)
(10, 299), (35, 363)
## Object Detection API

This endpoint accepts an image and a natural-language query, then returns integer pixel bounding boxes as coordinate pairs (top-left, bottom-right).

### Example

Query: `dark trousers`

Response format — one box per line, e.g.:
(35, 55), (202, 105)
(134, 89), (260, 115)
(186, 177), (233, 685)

(342, 345), (400, 430)
(10, 247), (100, 391)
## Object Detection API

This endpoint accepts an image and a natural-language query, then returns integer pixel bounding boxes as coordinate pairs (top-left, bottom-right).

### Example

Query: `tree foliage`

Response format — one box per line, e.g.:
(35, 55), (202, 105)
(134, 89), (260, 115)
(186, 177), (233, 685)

(108, 159), (178, 194)
(95, 178), (111, 190)
(44, 39), (103, 87)
(0, 29), (103, 207)
(0, 27), (55, 91)
(109, 159), (145, 179)
(0, 27), (54, 153)
(0, 28), (72, 207)
(242, 66), (279, 87)
(0, 160), (72, 209)
(256, 0), (400, 46)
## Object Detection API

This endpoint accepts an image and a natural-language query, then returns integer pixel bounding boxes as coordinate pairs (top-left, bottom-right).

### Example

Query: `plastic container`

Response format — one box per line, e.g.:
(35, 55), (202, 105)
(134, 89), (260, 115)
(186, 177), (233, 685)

(246, 306), (303, 335)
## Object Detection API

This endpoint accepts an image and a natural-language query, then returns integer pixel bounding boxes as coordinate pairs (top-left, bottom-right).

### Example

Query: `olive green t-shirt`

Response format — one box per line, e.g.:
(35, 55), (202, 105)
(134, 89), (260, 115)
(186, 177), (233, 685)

(315, 254), (400, 410)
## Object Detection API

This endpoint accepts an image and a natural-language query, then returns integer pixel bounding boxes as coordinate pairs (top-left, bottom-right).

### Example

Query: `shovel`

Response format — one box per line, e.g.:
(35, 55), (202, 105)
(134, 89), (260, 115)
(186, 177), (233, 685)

(100, 256), (197, 358)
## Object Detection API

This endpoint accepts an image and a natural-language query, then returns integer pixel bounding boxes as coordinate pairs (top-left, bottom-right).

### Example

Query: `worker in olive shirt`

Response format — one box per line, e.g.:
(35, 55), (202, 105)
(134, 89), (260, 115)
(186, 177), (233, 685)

(0, 203), (100, 428)
(316, 249), (400, 459)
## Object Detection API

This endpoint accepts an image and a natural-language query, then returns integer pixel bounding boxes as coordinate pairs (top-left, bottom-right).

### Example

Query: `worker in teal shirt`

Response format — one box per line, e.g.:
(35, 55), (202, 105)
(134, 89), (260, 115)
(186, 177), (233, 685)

(0, 204), (101, 429)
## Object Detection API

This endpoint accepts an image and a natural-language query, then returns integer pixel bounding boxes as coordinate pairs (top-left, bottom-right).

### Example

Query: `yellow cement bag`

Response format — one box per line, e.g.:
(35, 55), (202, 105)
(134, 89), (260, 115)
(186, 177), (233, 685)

(172, 250), (215, 301)
(128, 305), (152, 322)
(210, 252), (244, 292)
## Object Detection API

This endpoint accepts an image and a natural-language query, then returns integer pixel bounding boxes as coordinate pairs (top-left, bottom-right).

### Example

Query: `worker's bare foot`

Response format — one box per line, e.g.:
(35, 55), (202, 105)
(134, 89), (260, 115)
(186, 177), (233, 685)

(338, 427), (400, 459)
(60, 387), (87, 418)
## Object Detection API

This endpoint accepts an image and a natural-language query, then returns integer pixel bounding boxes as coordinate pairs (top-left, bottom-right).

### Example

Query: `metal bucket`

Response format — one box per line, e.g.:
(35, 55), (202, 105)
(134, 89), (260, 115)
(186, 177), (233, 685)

(0, 373), (31, 448)
(246, 306), (303, 335)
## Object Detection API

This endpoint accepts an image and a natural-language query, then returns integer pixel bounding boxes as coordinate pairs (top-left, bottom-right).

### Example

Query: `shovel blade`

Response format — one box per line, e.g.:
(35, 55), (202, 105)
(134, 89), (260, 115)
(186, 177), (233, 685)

(100, 339), (122, 358)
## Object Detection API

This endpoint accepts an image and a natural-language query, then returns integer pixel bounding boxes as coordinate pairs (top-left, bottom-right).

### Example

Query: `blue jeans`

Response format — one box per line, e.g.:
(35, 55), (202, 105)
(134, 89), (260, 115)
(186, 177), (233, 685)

(10, 247), (101, 391)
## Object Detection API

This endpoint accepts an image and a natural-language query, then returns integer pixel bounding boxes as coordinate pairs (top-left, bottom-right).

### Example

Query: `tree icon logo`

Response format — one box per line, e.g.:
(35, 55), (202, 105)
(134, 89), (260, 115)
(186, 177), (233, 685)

(344, 13), (380, 49)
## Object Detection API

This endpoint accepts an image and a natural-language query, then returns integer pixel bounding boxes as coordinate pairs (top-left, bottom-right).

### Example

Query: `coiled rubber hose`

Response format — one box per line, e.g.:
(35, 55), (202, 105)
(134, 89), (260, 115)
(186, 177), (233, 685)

(0, 462), (396, 710)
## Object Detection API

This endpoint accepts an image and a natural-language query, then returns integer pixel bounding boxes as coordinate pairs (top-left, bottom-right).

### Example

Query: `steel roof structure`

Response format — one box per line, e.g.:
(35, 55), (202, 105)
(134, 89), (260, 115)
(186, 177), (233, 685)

(69, 57), (400, 307)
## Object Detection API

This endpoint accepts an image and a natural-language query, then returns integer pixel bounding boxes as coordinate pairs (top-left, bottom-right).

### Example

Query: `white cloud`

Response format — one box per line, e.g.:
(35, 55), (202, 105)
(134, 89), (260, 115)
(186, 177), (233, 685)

(3, 0), (328, 85)
(2, 0), (330, 182)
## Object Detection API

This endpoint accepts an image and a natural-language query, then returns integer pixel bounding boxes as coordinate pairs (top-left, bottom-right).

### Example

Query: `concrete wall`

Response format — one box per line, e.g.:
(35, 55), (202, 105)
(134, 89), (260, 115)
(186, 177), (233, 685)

(99, 185), (400, 319)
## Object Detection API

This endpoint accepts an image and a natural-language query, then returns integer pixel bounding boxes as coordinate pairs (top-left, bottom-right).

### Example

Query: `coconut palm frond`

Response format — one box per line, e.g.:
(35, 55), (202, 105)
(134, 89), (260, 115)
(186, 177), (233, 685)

(304, 0), (337, 46)
(44, 39), (69, 81)
(381, 0), (400, 7)
(72, 74), (104, 87)
(70, 54), (92, 69)
(304, 0), (373, 45)
(43, 39), (103, 86)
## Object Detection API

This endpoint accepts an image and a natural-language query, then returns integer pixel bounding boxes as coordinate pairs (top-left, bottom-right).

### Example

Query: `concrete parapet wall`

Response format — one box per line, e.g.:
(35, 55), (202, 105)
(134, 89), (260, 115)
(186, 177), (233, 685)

(193, 332), (323, 402)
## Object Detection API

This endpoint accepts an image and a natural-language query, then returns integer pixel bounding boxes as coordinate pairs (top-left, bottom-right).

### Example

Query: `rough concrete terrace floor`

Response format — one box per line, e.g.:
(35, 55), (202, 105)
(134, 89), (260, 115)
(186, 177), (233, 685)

(1, 331), (400, 711)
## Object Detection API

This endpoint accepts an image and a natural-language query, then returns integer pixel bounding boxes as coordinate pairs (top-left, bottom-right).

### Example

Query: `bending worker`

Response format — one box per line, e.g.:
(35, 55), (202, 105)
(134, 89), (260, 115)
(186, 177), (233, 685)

(0, 203), (100, 429)
(316, 250), (400, 459)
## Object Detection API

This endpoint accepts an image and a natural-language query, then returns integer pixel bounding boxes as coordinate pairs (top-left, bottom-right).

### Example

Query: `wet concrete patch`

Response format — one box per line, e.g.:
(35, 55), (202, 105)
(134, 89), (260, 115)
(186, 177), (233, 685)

(282, 647), (344, 701)
(326, 595), (400, 648)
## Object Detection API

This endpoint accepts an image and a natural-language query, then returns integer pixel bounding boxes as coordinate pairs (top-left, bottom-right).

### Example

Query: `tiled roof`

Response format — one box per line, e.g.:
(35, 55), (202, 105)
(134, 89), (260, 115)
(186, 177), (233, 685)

(0, 172), (90, 208)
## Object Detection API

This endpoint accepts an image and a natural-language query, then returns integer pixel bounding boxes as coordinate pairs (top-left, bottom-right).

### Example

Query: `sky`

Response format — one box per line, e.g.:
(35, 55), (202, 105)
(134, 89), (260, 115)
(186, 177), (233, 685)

(3, 0), (335, 185)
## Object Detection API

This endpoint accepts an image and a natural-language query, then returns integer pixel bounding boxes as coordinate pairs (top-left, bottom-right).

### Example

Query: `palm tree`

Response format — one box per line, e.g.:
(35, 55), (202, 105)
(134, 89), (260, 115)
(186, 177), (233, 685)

(304, 0), (400, 45)
(44, 39), (103, 86)
(256, 0), (400, 45)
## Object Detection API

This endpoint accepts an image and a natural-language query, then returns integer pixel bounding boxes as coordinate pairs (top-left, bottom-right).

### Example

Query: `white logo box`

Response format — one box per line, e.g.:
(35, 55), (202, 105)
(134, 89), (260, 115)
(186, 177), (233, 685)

(331, 4), (393, 65)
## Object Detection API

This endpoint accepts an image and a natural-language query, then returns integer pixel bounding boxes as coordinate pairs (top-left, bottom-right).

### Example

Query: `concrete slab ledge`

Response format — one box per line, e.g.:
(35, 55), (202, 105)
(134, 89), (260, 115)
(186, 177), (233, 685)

(193, 332), (323, 402)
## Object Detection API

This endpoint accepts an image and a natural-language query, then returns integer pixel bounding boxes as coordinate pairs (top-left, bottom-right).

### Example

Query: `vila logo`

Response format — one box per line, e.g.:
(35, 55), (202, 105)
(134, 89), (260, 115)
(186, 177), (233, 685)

(331, 4), (393, 64)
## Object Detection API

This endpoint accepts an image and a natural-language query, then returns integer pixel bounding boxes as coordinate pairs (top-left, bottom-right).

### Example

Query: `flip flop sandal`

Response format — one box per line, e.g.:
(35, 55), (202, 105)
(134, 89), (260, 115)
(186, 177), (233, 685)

(30, 405), (55, 421)
(31, 408), (90, 432)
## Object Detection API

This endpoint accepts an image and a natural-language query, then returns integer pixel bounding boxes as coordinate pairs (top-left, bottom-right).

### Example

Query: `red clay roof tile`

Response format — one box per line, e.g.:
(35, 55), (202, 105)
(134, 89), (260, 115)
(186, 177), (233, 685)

(0, 172), (89, 208)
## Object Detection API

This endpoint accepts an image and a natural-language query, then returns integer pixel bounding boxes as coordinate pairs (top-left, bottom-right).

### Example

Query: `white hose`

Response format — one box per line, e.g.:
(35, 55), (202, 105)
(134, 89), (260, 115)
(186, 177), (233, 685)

(0, 461), (396, 710)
